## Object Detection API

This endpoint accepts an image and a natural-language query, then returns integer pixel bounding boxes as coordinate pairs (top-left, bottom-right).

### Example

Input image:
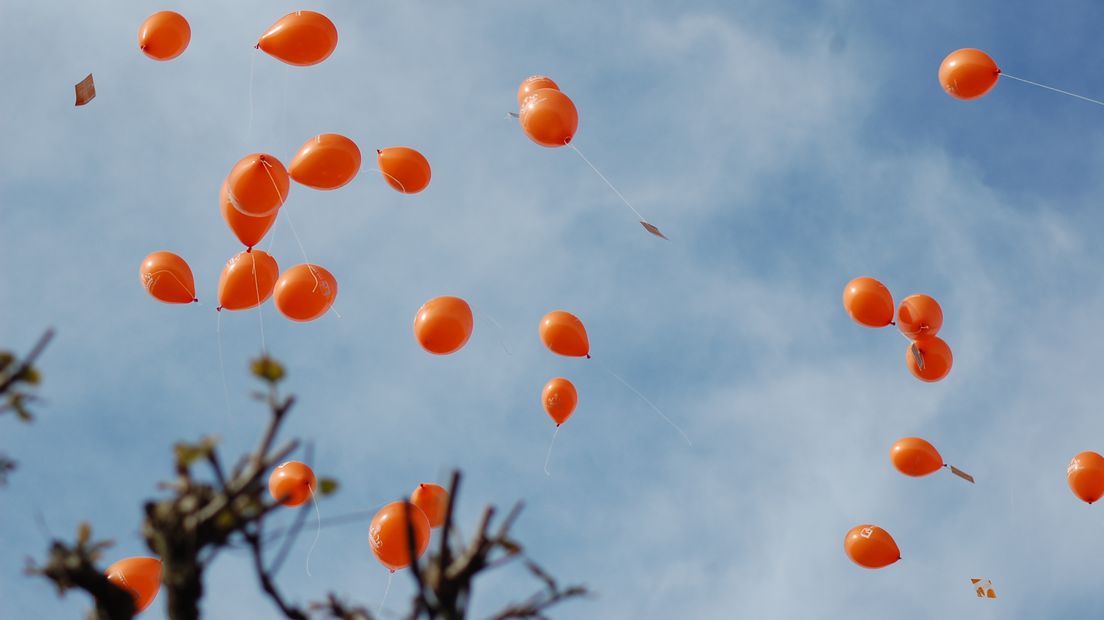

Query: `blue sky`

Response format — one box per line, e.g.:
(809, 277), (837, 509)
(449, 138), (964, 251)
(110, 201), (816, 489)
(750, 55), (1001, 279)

(4, 1), (1104, 618)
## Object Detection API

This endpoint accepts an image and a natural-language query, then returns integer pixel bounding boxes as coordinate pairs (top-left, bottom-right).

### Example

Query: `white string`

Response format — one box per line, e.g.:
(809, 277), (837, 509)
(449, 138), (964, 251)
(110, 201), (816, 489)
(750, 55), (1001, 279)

(246, 50), (257, 143)
(279, 205), (321, 290)
(216, 311), (232, 422)
(567, 143), (647, 222)
(474, 308), (510, 355)
(543, 425), (561, 477)
(366, 166), (407, 193)
(999, 72), (1104, 107)
(595, 358), (692, 447)
(250, 252), (268, 354)
(305, 484), (320, 576)
(378, 571), (393, 616)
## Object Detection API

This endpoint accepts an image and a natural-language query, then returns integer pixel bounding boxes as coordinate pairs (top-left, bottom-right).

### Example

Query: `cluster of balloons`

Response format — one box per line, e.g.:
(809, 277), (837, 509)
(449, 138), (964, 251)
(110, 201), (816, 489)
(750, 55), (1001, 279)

(137, 10), (433, 325)
(369, 484), (449, 572)
(538, 310), (590, 430)
(516, 76), (578, 148)
(843, 277), (953, 382)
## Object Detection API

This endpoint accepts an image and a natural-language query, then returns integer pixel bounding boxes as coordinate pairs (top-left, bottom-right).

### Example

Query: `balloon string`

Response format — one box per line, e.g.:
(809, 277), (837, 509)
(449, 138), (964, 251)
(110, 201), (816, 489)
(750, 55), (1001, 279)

(246, 49), (257, 144)
(261, 158), (286, 204)
(474, 308), (511, 355)
(594, 357), (692, 447)
(378, 571), (393, 616)
(251, 252), (268, 354)
(543, 425), (560, 477)
(216, 311), (232, 422)
(569, 142), (653, 223)
(999, 72), (1104, 107)
(280, 205), (321, 291)
(305, 484), (320, 577)
(364, 167), (407, 193)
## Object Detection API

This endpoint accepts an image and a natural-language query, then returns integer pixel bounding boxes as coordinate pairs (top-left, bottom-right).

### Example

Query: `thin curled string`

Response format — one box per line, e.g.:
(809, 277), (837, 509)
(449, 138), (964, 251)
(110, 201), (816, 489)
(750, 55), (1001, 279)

(305, 484), (320, 576)
(146, 270), (197, 301)
(250, 251), (267, 354)
(378, 571), (393, 616)
(544, 425), (561, 476)
(216, 312), (232, 422)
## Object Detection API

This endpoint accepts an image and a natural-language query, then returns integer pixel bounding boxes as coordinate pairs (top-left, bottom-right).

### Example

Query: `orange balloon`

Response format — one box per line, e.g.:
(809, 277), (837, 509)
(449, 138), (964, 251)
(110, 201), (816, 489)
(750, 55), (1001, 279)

(105, 557), (161, 613)
(217, 250), (279, 311)
(842, 277), (894, 328)
(519, 89), (578, 148)
(517, 75), (560, 107)
(273, 264), (338, 322)
(542, 377), (577, 425)
(268, 461), (317, 507)
(1067, 451), (1104, 504)
(290, 134), (362, 190)
(257, 11), (338, 67)
(377, 147), (431, 194)
(844, 525), (900, 569)
(220, 181), (276, 249)
(138, 11), (190, 61)
(413, 296), (473, 355)
(905, 336), (953, 382)
(540, 310), (590, 357)
(896, 294), (943, 339)
(890, 437), (943, 477)
(369, 501), (431, 571)
(939, 49), (1000, 100)
(226, 154), (290, 217)
(140, 251), (196, 304)
(410, 483), (449, 529)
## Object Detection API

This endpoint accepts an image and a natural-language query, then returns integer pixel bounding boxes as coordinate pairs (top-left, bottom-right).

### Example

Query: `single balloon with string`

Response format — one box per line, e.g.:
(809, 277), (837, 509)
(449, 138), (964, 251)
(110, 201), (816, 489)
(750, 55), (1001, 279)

(413, 296), (473, 355)
(905, 335), (953, 382)
(273, 264), (338, 322)
(140, 251), (197, 304)
(377, 147), (431, 194)
(411, 483), (449, 529)
(217, 250), (279, 312)
(369, 501), (431, 572)
(290, 134), (361, 190)
(842, 277), (894, 328)
(843, 525), (900, 569)
(226, 153), (290, 218)
(257, 11), (338, 66)
(1068, 451), (1104, 505)
(268, 461), (317, 507)
(138, 11), (190, 61)
(539, 310), (589, 358)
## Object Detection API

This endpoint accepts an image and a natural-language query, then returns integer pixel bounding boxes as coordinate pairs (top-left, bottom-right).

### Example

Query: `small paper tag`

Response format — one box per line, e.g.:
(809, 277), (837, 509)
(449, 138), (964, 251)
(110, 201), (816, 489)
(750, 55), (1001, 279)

(911, 342), (925, 370)
(640, 220), (668, 240)
(950, 465), (975, 484)
(75, 74), (95, 106)
(970, 578), (996, 599)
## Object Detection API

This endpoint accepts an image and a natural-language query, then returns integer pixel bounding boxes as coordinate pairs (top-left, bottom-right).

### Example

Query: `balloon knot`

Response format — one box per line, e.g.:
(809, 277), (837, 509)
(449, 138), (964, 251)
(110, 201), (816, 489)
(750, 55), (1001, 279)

(193, 298), (199, 303)
(246, 247), (252, 253)
(254, 43), (261, 50)
(586, 354), (591, 359)
(216, 306), (222, 312)
(376, 149), (382, 155)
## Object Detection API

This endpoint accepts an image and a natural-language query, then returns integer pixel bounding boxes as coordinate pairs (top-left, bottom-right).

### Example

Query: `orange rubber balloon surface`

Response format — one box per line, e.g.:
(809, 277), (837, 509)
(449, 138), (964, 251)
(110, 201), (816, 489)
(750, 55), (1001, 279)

(843, 525), (900, 569)
(140, 251), (196, 304)
(516, 75), (559, 107)
(138, 11), (190, 61)
(377, 147), (431, 194)
(413, 296), (473, 355)
(217, 250), (279, 311)
(842, 277), (893, 328)
(290, 134), (361, 190)
(540, 311), (589, 357)
(890, 437), (943, 477)
(268, 461), (317, 507)
(906, 336), (953, 382)
(896, 294), (943, 339)
(411, 483), (449, 528)
(939, 49), (1000, 100)
(1068, 451), (1104, 504)
(273, 264), (338, 322)
(226, 154), (289, 217)
(369, 501), (431, 571)
(257, 11), (338, 66)
(105, 557), (162, 613)
(519, 89), (578, 148)
(220, 182), (276, 249)
(542, 377), (578, 425)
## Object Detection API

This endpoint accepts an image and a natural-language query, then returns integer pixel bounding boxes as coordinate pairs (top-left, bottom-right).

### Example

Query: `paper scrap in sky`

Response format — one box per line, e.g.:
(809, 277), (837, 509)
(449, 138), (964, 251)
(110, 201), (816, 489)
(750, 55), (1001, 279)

(75, 74), (95, 106)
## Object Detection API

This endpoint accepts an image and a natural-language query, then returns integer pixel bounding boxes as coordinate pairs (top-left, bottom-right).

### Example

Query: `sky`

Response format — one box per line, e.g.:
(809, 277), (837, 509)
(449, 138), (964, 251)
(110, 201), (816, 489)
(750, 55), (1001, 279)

(3, 1), (1104, 618)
